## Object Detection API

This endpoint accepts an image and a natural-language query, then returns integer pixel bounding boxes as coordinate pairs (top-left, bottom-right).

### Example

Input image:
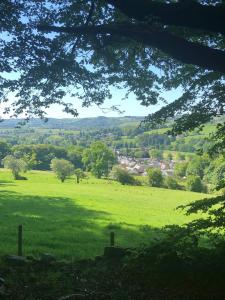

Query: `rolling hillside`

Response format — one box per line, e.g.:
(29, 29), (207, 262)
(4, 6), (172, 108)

(0, 169), (207, 259)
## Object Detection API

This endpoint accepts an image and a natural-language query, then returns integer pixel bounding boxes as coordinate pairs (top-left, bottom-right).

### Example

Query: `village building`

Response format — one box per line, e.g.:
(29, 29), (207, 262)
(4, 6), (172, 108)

(116, 153), (175, 176)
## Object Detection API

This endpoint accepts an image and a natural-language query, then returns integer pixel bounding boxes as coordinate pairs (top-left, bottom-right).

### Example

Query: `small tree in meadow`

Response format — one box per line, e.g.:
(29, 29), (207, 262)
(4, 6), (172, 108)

(3, 155), (27, 179)
(147, 168), (164, 187)
(111, 166), (137, 185)
(50, 158), (74, 182)
(74, 168), (86, 183)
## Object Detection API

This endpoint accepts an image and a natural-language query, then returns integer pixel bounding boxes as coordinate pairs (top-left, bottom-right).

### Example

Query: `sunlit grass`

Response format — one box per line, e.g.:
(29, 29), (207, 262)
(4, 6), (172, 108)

(0, 169), (207, 259)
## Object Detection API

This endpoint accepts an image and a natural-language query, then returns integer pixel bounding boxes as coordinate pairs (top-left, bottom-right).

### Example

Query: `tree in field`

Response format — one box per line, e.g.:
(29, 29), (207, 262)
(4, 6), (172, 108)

(110, 166), (137, 186)
(147, 168), (164, 188)
(2, 155), (27, 180)
(50, 159), (74, 182)
(186, 175), (204, 193)
(74, 168), (86, 184)
(0, 1), (225, 142)
(13, 148), (37, 171)
(165, 176), (180, 190)
(82, 142), (115, 178)
(12, 144), (67, 170)
(67, 148), (83, 169)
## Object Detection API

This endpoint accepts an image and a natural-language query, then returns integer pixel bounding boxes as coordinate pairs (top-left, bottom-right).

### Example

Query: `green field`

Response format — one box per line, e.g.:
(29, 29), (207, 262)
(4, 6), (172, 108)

(0, 169), (207, 260)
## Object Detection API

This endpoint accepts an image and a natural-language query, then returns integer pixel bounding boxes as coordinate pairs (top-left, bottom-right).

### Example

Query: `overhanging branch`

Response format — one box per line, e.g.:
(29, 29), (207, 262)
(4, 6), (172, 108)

(107, 0), (225, 35)
(38, 23), (225, 74)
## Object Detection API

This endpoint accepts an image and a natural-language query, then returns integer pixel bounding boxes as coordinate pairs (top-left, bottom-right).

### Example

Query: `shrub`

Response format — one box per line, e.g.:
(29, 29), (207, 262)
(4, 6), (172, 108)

(147, 168), (164, 187)
(165, 176), (180, 190)
(186, 175), (204, 193)
(111, 166), (137, 185)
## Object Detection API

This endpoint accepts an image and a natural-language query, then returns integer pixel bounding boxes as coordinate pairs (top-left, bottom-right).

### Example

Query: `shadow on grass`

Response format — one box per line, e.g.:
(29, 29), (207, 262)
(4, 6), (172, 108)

(0, 190), (163, 260)
(0, 179), (16, 186)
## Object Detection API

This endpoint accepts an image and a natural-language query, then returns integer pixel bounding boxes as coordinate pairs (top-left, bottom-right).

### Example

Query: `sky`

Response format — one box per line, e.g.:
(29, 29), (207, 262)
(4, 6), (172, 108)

(44, 88), (181, 119)
(0, 68), (182, 119)
(0, 29), (182, 120)
(0, 9), (183, 120)
(0, 87), (181, 119)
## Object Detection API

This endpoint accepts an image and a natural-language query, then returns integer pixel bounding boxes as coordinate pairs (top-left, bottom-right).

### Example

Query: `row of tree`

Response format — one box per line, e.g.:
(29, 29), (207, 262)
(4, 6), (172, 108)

(2, 142), (116, 182)
(2, 137), (225, 194)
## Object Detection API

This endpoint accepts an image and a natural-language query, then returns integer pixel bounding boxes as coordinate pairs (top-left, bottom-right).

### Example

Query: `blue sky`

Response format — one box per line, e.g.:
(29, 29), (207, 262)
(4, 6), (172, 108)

(44, 88), (181, 118)
(0, 14), (183, 120)
(1, 69), (181, 119)
(1, 87), (181, 119)
(0, 31), (181, 119)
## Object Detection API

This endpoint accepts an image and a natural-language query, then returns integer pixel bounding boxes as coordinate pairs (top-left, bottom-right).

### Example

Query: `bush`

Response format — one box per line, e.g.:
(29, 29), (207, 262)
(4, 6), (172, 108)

(147, 168), (164, 187)
(165, 176), (180, 190)
(186, 175), (204, 193)
(111, 166), (137, 185)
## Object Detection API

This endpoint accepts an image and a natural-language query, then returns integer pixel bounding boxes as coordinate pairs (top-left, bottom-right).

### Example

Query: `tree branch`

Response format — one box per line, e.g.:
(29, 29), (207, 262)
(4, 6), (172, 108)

(38, 23), (225, 75)
(107, 0), (225, 35)
(72, 0), (96, 52)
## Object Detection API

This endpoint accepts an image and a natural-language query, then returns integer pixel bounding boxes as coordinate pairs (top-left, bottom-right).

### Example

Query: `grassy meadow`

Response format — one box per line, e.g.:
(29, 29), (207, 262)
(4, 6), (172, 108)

(0, 169), (207, 260)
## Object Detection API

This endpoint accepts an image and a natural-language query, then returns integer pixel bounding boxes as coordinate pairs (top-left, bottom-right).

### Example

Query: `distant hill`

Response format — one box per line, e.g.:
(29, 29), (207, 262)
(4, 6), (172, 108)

(0, 116), (144, 130)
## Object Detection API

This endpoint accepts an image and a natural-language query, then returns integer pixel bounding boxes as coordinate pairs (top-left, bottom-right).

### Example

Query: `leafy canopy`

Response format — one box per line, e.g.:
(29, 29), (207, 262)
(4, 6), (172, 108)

(0, 0), (225, 138)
